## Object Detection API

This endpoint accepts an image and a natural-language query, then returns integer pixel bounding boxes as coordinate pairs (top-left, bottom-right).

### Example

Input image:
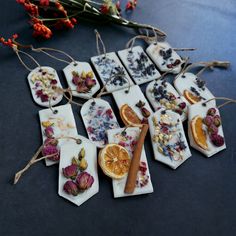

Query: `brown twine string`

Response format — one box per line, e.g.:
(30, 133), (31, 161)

(12, 45), (41, 71)
(31, 46), (76, 65)
(13, 136), (82, 184)
(202, 97), (236, 109)
(180, 60), (230, 77)
(94, 29), (106, 57)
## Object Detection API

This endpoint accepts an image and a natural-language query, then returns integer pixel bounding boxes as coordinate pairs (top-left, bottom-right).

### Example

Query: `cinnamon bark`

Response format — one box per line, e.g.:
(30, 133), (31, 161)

(124, 124), (149, 194)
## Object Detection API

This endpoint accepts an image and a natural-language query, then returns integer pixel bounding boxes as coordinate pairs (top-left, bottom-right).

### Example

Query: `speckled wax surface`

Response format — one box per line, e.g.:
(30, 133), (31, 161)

(0, 1), (236, 236)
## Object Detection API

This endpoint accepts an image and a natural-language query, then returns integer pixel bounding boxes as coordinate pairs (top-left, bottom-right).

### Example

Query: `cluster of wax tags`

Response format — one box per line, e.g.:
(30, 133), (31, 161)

(11, 32), (233, 206)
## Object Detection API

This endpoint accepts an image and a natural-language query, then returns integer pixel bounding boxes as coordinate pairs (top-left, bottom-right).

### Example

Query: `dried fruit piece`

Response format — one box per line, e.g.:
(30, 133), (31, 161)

(183, 90), (201, 104)
(120, 104), (142, 127)
(98, 144), (131, 179)
(191, 115), (208, 150)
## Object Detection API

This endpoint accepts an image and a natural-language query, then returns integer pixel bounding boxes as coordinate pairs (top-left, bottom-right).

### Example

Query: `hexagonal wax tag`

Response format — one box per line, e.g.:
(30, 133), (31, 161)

(107, 127), (153, 198)
(58, 135), (99, 206)
(174, 72), (215, 106)
(81, 98), (120, 148)
(39, 104), (78, 166)
(112, 85), (153, 126)
(146, 79), (188, 121)
(27, 66), (63, 107)
(146, 42), (183, 74)
(188, 100), (226, 157)
(91, 52), (133, 92)
(149, 109), (191, 169)
(117, 46), (160, 85)
(63, 61), (100, 99)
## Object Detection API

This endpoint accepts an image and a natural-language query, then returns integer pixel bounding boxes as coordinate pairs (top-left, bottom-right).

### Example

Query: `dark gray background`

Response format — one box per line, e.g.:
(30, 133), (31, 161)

(0, 0), (235, 235)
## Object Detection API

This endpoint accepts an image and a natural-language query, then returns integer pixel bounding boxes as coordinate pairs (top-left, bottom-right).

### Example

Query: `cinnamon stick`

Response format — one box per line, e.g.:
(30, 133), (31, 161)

(124, 124), (149, 194)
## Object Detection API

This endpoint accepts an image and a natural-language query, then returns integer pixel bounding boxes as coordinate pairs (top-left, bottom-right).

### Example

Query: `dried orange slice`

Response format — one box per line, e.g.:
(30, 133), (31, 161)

(191, 115), (208, 150)
(183, 90), (201, 104)
(120, 104), (142, 127)
(99, 144), (131, 179)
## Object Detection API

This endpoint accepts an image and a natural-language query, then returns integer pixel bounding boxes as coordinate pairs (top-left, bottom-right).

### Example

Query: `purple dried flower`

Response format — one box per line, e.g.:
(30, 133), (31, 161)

(44, 126), (54, 138)
(213, 115), (221, 127)
(63, 180), (79, 196)
(63, 164), (78, 179)
(41, 94), (49, 102)
(77, 83), (89, 93)
(44, 138), (58, 146)
(72, 76), (80, 85)
(210, 134), (225, 147)
(207, 108), (217, 116)
(36, 89), (43, 97)
(204, 115), (214, 127)
(208, 124), (218, 135)
(76, 172), (94, 191)
(42, 145), (60, 161)
(85, 77), (96, 88)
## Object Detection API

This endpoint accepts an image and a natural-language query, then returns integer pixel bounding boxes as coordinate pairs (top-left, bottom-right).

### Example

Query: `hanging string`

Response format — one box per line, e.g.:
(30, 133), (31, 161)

(13, 46), (41, 71)
(13, 136), (82, 184)
(180, 60), (230, 77)
(95, 29), (106, 57)
(31, 46), (76, 65)
(202, 97), (236, 109)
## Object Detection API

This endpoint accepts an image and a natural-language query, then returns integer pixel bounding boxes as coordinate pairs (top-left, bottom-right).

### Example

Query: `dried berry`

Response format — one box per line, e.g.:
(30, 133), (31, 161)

(76, 172), (94, 191)
(210, 134), (225, 147)
(207, 108), (217, 116)
(63, 164), (78, 179)
(63, 180), (79, 196)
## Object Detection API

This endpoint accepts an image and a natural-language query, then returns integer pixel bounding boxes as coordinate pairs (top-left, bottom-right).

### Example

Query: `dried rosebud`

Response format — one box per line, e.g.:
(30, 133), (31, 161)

(85, 77), (96, 88)
(207, 108), (217, 116)
(204, 115), (214, 127)
(42, 145), (60, 161)
(213, 115), (221, 127)
(44, 138), (58, 146)
(63, 164), (78, 179)
(44, 126), (54, 138)
(174, 109), (183, 115)
(63, 180), (79, 196)
(178, 102), (186, 110)
(136, 100), (145, 108)
(210, 134), (225, 147)
(208, 124), (218, 135)
(76, 172), (94, 191)
(77, 83), (89, 93)
(141, 107), (151, 118)
(72, 157), (79, 166)
(141, 118), (148, 124)
(72, 75), (80, 85)
(79, 158), (88, 171)
(78, 148), (85, 160)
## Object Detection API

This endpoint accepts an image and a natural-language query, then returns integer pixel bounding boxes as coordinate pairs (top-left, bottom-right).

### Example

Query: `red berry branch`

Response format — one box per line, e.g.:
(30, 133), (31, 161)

(16, 0), (166, 39)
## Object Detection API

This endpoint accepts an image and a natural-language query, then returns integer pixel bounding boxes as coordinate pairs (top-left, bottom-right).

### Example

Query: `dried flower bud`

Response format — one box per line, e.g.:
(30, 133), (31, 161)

(76, 172), (94, 191)
(178, 102), (186, 110)
(44, 138), (58, 146)
(76, 83), (89, 93)
(136, 100), (145, 108)
(72, 75), (80, 85)
(42, 145), (60, 161)
(213, 115), (221, 127)
(86, 71), (94, 78)
(141, 107), (151, 118)
(207, 108), (217, 116)
(72, 157), (79, 166)
(204, 115), (214, 127)
(79, 158), (88, 171)
(63, 164), (78, 179)
(63, 180), (79, 196)
(208, 124), (218, 135)
(44, 126), (54, 138)
(78, 148), (85, 160)
(210, 134), (225, 147)
(85, 77), (96, 88)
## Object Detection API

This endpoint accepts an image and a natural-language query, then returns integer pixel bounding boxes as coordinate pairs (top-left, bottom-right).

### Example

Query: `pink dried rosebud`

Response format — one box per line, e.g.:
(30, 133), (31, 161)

(208, 124), (218, 135)
(77, 83), (89, 93)
(42, 145), (60, 161)
(63, 180), (79, 196)
(72, 76), (80, 85)
(207, 108), (217, 116)
(76, 172), (94, 191)
(178, 102), (186, 110)
(204, 115), (214, 127)
(213, 115), (221, 127)
(85, 77), (96, 88)
(210, 134), (225, 147)
(44, 126), (54, 138)
(44, 138), (58, 146)
(63, 164), (78, 179)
